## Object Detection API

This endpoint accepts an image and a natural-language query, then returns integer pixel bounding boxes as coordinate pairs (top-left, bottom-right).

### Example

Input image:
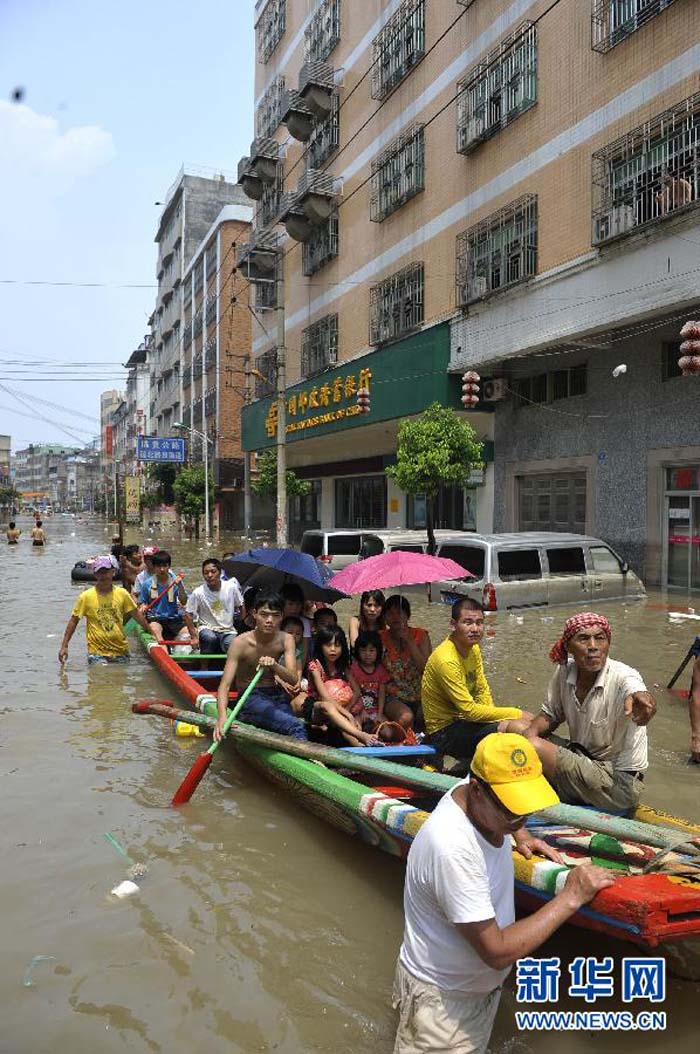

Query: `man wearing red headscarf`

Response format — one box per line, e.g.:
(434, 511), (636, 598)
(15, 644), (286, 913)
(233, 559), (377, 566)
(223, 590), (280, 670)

(500, 612), (656, 814)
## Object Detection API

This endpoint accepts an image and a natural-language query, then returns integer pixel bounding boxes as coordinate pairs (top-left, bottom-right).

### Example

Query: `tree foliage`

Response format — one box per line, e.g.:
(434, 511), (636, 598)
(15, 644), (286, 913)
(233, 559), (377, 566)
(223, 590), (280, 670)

(0, 485), (20, 508)
(146, 463), (177, 505)
(251, 449), (312, 499)
(386, 403), (483, 552)
(172, 465), (215, 522)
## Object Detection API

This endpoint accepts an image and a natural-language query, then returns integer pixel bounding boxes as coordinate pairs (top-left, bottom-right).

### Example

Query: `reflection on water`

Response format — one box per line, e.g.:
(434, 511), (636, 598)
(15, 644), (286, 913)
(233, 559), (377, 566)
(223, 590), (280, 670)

(1, 516), (698, 1052)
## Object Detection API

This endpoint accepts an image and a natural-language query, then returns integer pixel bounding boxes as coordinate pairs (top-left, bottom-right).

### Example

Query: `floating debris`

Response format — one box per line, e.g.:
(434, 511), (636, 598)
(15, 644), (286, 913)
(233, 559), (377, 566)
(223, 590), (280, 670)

(111, 880), (139, 899)
(23, 955), (56, 987)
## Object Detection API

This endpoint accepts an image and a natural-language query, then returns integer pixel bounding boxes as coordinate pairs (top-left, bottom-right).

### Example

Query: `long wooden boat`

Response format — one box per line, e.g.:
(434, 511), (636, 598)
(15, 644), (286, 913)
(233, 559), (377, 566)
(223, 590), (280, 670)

(135, 626), (700, 979)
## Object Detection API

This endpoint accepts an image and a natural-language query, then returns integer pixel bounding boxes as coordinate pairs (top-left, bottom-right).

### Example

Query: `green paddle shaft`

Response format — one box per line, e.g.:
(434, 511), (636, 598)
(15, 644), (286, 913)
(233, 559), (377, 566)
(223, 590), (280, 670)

(207, 666), (265, 756)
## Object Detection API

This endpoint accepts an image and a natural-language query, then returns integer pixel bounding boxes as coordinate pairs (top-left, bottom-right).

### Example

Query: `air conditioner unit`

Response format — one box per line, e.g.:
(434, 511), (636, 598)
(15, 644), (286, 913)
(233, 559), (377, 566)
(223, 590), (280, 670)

(482, 378), (507, 402)
(595, 204), (635, 242)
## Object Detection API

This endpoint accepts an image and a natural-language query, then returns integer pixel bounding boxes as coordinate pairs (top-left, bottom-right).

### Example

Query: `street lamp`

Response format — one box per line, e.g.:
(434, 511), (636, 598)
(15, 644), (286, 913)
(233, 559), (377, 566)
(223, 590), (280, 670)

(172, 421), (213, 544)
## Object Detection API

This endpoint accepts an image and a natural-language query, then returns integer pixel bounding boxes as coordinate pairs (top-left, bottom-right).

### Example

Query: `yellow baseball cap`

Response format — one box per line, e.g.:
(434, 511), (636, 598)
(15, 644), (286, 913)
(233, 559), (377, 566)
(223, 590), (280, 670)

(470, 733), (559, 815)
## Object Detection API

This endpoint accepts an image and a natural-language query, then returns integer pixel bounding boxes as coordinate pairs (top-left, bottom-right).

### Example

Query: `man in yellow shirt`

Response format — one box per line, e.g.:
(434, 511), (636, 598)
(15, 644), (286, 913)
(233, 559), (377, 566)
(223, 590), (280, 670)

(422, 598), (532, 761)
(59, 557), (151, 665)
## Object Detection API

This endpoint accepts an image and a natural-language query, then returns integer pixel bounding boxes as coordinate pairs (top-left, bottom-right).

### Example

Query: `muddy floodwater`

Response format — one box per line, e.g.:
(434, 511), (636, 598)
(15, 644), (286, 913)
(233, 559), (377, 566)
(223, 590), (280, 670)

(1, 516), (699, 1053)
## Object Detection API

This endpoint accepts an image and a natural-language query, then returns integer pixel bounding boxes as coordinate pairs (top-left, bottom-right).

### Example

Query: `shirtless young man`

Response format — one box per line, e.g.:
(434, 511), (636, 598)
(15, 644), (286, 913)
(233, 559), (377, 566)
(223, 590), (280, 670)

(214, 591), (308, 742)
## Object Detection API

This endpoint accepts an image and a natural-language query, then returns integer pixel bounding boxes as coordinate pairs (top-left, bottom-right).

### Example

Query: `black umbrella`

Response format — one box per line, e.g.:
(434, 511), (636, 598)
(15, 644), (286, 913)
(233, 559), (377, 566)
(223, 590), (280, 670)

(222, 547), (350, 603)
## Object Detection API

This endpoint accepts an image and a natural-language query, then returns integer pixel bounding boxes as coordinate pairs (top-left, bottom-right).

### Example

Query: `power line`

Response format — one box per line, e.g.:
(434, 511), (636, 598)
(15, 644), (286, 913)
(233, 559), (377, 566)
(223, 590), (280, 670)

(0, 279), (156, 289)
(0, 402), (98, 435)
(0, 386), (101, 423)
(0, 384), (94, 445)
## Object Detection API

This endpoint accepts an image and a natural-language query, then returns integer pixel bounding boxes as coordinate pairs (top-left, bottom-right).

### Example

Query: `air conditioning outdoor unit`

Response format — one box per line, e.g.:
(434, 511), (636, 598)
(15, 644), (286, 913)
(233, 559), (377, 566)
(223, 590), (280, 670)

(482, 378), (507, 402)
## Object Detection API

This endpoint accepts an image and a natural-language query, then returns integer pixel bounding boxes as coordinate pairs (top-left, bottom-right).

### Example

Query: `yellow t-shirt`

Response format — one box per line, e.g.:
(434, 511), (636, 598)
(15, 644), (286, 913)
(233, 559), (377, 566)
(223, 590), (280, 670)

(71, 586), (137, 657)
(421, 637), (522, 735)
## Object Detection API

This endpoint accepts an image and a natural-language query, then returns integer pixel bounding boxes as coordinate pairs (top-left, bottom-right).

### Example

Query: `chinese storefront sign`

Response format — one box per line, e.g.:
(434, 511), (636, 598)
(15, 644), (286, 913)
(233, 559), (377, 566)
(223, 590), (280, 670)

(265, 368), (373, 438)
(125, 476), (140, 521)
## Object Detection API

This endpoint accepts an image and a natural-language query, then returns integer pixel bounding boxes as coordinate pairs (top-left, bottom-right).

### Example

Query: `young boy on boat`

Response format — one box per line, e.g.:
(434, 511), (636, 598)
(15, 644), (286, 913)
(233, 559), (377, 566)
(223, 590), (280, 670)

(502, 612), (656, 814)
(139, 550), (196, 647)
(214, 591), (308, 742)
(58, 556), (152, 664)
(134, 545), (159, 595)
(186, 557), (243, 656)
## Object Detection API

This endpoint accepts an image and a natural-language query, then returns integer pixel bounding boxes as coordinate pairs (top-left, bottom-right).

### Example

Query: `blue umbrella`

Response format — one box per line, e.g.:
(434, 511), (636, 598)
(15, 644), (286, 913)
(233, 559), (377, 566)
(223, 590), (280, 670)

(222, 548), (349, 603)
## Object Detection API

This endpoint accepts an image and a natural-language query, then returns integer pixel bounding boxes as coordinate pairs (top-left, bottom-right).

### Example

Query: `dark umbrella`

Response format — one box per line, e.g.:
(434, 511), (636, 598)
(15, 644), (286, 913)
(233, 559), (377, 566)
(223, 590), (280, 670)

(222, 547), (350, 603)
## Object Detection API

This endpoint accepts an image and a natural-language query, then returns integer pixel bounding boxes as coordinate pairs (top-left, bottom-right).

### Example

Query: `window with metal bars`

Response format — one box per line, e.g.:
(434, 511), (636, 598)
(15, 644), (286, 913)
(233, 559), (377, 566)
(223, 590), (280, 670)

(307, 94), (340, 170)
(183, 321), (192, 348)
(204, 389), (217, 417)
(204, 244), (217, 284)
(592, 91), (700, 245)
(255, 350), (277, 399)
(456, 195), (537, 306)
(204, 339), (217, 373)
(255, 277), (277, 310)
(592, 0), (677, 52)
(302, 214), (339, 276)
(257, 0), (286, 63)
(192, 354), (203, 381)
(182, 406), (192, 427)
(183, 368), (192, 390)
(457, 23), (537, 155)
(371, 0), (425, 101)
(192, 397), (202, 423)
(193, 311), (203, 338)
(205, 297), (217, 326)
(305, 0), (341, 62)
(256, 164), (284, 229)
(370, 125), (425, 222)
(193, 262), (203, 298)
(301, 314), (338, 378)
(256, 76), (286, 138)
(369, 262), (424, 345)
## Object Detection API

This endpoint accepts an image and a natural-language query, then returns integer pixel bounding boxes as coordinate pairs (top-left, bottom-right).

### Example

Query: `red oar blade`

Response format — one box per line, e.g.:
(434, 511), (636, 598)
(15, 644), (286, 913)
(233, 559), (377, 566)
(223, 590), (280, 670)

(171, 751), (213, 806)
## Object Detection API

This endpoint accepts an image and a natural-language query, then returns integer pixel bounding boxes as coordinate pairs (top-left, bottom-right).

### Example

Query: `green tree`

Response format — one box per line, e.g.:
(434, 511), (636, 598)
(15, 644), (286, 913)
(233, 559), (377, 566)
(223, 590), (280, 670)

(0, 484), (21, 510)
(172, 465), (215, 536)
(251, 449), (312, 499)
(146, 463), (177, 505)
(386, 403), (483, 554)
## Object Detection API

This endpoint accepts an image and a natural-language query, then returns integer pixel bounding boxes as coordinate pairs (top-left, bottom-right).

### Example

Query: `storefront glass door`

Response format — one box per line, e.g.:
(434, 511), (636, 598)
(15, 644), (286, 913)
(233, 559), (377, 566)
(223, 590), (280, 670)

(664, 466), (700, 591)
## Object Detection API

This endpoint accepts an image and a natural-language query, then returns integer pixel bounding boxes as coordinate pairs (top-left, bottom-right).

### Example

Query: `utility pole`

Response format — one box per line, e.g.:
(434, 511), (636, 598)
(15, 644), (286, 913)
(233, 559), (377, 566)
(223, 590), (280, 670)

(275, 264), (287, 547)
(243, 354), (252, 542)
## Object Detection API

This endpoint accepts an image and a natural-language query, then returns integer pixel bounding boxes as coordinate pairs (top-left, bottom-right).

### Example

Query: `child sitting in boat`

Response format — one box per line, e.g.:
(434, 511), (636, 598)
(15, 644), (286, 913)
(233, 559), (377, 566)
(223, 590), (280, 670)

(291, 626), (379, 747)
(281, 614), (306, 675)
(348, 630), (390, 732)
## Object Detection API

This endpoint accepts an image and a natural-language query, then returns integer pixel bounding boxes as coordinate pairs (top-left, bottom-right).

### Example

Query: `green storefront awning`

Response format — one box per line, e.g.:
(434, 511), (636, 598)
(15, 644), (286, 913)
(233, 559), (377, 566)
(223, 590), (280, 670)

(242, 322), (493, 456)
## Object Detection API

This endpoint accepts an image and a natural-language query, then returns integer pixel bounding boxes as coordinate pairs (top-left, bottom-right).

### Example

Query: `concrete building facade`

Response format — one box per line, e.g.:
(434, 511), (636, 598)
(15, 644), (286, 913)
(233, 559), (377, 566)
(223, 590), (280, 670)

(149, 168), (251, 438)
(239, 0), (700, 580)
(181, 204), (254, 529)
(0, 435), (11, 487)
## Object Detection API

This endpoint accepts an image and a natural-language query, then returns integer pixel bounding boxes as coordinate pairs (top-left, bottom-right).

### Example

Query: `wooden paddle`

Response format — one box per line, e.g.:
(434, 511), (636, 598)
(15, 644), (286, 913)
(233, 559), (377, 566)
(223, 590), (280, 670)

(171, 666), (264, 806)
(125, 572), (184, 633)
(667, 635), (700, 689)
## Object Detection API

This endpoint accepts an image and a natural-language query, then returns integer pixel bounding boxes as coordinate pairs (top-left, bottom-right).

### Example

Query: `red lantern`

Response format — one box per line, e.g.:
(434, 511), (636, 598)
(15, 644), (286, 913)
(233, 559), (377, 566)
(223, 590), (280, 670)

(461, 371), (480, 408)
(356, 387), (371, 414)
(679, 322), (700, 376)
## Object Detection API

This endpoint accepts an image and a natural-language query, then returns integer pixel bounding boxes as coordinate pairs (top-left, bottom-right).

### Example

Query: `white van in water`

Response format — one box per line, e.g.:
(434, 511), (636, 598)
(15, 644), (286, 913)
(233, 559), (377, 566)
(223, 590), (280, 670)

(433, 532), (646, 611)
(299, 528), (466, 571)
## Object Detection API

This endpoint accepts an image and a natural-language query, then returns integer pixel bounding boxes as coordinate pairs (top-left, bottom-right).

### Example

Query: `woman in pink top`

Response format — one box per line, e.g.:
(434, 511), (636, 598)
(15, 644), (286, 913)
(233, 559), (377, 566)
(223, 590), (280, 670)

(379, 595), (432, 731)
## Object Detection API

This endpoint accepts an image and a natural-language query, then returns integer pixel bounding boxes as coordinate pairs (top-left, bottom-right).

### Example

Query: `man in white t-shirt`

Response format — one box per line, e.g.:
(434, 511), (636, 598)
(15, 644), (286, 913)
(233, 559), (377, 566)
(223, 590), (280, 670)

(394, 733), (617, 1054)
(186, 558), (243, 655)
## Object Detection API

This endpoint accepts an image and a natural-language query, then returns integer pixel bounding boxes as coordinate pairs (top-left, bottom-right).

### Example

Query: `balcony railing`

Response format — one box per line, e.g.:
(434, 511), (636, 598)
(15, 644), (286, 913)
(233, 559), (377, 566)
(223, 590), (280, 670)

(257, 0), (286, 63)
(592, 0), (678, 53)
(370, 124), (425, 222)
(255, 350), (277, 399)
(193, 354), (203, 381)
(205, 297), (217, 327)
(305, 0), (341, 63)
(256, 75), (286, 139)
(592, 91), (700, 245)
(306, 94), (340, 170)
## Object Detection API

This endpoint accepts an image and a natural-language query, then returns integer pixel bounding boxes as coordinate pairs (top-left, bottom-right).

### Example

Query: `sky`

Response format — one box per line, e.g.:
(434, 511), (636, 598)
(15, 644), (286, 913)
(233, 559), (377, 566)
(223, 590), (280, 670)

(0, 0), (255, 452)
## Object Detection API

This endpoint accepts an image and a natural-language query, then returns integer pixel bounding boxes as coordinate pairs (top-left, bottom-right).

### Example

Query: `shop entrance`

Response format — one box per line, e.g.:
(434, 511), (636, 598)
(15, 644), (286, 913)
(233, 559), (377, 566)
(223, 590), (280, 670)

(665, 466), (700, 592)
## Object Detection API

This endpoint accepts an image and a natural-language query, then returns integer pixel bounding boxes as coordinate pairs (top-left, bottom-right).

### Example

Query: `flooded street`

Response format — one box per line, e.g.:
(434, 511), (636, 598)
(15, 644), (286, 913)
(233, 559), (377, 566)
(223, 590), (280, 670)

(1, 515), (699, 1053)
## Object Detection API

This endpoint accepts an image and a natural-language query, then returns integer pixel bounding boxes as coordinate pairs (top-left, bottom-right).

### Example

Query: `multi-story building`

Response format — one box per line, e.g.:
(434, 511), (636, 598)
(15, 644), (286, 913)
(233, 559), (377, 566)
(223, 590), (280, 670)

(238, 0), (497, 542)
(181, 204), (254, 528)
(124, 337), (151, 475)
(149, 167), (251, 438)
(13, 443), (82, 505)
(0, 435), (10, 487)
(240, 0), (700, 584)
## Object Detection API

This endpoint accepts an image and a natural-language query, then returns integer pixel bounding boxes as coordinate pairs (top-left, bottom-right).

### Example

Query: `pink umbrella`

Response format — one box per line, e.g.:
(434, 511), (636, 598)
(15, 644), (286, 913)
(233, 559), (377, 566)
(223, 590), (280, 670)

(329, 550), (473, 595)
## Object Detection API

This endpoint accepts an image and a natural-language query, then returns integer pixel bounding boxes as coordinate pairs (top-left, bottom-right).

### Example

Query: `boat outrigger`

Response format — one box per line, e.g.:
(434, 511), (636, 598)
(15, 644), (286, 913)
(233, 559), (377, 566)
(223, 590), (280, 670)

(133, 626), (700, 980)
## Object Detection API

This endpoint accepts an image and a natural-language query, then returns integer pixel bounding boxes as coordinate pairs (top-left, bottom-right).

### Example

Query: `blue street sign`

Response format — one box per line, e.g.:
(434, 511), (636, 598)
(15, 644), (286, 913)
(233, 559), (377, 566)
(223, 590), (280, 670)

(136, 436), (186, 463)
